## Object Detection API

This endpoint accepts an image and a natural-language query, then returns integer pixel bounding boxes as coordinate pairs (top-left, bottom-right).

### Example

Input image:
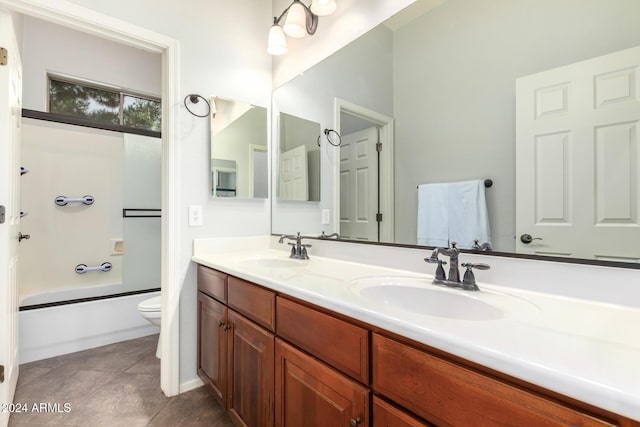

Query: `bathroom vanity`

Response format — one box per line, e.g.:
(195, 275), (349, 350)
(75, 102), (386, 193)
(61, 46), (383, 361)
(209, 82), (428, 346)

(193, 238), (640, 427)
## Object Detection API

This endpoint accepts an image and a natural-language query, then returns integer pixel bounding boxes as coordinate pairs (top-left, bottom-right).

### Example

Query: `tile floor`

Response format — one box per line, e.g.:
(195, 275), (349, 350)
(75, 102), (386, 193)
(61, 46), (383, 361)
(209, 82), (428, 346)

(8, 334), (234, 426)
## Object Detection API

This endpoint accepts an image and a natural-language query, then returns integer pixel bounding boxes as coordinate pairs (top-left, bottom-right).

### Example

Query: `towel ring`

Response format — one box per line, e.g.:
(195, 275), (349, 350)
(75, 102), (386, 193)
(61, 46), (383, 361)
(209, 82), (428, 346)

(184, 94), (211, 118)
(317, 128), (342, 147)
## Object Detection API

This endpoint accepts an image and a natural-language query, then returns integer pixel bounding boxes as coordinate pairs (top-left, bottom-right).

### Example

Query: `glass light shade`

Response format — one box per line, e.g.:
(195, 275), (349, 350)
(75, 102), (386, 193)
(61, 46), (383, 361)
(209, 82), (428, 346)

(310, 0), (336, 16)
(268, 24), (288, 55)
(283, 2), (307, 38)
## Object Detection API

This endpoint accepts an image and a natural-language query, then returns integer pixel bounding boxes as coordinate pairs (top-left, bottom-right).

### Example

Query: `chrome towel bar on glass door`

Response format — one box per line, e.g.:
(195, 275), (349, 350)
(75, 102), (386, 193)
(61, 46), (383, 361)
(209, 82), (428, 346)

(55, 195), (95, 206)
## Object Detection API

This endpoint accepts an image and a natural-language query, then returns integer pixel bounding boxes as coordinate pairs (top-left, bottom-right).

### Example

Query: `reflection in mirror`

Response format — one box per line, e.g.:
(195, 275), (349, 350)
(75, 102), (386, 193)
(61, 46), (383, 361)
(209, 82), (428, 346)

(277, 112), (321, 202)
(210, 97), (268, 199)
(271, 0), (640, 266)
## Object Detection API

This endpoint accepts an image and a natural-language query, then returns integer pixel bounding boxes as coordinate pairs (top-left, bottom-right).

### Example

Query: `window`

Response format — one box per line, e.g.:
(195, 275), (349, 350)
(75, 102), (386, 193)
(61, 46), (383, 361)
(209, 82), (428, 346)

(48, 76), (161, 132)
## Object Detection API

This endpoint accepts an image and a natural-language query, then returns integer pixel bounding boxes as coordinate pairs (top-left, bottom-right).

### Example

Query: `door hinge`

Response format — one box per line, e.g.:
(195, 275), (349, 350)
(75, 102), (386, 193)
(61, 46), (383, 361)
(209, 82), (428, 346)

(376, 142), (382, 152)
(0, 365), (4, 383)
(0, 205), (5, 224)
(376, 213), (383, 222)
(0, 47), (7, 66)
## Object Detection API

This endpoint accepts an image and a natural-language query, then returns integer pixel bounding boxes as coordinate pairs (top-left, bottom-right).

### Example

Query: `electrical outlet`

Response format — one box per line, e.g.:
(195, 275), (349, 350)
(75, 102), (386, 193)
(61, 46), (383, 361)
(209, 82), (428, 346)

(188, 205), (203, 227)
(321, 209), (331, 225)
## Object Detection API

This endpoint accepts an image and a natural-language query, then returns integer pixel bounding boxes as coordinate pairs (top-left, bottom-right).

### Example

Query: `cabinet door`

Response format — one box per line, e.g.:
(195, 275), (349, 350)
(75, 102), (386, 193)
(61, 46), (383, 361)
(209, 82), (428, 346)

(197, 291), (227, 409)
(275, 339), (369, 427)
(228, 310), (275, 427)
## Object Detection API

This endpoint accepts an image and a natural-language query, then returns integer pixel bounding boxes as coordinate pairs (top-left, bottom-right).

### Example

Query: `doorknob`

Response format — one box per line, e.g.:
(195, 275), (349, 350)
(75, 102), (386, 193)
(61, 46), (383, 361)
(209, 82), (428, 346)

(520, 233), (542, 244)
(18, 232), (30, 242)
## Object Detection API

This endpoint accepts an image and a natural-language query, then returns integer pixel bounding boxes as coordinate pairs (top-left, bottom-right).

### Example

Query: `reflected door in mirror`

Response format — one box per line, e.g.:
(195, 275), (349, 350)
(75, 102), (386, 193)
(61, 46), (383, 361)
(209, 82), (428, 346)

(516, 45), (640, 262)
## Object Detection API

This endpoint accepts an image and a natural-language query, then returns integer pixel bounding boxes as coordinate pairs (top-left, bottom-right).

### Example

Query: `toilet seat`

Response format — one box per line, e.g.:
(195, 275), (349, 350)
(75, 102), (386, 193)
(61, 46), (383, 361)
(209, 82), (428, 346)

(138, 296), (161, 312)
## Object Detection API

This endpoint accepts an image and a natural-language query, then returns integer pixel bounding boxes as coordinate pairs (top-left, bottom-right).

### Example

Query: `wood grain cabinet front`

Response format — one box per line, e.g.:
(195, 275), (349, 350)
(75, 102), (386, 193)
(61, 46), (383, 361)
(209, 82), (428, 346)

(372, 333), (616, 427)
(372, 396), (431, 427)
(228, 276), (276, 331)
(197, 291), (228, 409)
(197, 264), (227, 302)
(276, 296), (369, 384)
(275, 339), (369, 427)
(227, 310), (275, 427)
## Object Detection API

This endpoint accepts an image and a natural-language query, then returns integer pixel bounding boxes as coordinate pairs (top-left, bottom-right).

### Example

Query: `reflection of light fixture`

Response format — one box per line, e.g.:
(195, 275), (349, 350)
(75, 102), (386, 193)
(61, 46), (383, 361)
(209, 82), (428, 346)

(268, 0), (336, 56)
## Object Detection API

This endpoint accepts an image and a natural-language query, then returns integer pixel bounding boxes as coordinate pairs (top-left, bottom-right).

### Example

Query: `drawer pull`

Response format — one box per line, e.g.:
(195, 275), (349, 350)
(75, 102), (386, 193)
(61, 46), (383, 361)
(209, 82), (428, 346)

(349, 417), (361, 427)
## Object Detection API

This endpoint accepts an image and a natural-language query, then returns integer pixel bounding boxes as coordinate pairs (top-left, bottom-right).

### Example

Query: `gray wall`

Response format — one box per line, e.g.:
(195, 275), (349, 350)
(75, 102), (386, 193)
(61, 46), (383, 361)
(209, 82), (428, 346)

(393, 0), (640, 250)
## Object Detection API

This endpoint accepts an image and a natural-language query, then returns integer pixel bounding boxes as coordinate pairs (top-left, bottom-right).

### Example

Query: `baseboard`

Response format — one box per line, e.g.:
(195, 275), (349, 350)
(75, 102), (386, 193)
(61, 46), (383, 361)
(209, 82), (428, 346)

(179, 377), (204, 393)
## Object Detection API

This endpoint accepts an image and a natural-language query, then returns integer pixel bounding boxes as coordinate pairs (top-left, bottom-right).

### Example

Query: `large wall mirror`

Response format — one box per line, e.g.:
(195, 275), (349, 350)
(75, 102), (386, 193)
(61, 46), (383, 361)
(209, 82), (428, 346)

(211, 96), (268, 199)
(272, 0), (640, 266)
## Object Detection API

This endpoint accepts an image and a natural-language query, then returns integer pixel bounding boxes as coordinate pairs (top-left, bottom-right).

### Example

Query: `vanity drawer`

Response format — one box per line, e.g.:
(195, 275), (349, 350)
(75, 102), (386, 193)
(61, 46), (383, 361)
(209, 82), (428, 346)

(372, 333), (615, 427)
(228, 276), (276, 331)
(276, 296), (369, 384)
(197, 265), (227, 303)
(373, 396), (431, 427)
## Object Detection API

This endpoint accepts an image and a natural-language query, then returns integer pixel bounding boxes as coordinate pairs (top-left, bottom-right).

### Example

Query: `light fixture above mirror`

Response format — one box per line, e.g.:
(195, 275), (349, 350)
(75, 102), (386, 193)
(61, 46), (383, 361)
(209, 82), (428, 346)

(268, 0), (337, 56)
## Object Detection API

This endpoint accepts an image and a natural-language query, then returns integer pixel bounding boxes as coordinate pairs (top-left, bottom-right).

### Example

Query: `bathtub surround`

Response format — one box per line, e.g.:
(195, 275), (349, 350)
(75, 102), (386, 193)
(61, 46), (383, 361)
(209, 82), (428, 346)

(19, 291), (160, 364)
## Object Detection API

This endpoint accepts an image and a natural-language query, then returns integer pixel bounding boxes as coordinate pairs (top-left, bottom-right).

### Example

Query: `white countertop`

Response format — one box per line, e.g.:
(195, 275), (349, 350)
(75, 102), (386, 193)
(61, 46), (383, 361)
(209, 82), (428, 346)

(192, 245), (640, 421)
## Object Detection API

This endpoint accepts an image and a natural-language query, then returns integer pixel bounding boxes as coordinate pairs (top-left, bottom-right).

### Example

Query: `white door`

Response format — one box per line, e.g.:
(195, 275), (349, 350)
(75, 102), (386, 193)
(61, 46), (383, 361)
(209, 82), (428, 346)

(0, 10), (23, 424)
(516, 45), (640, 261)
(339, 127), (379, 241)
(279, 144), (308, 201)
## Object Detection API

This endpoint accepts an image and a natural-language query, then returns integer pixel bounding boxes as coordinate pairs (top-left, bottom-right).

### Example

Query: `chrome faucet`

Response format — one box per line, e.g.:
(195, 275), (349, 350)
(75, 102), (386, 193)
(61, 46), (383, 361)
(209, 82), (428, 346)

(425, 242), (490, 291)
(279, 232), (311, 259)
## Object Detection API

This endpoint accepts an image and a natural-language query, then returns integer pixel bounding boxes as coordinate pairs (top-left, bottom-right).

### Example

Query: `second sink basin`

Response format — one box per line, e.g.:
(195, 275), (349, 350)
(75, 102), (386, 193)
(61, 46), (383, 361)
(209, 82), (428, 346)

(346, 277), (534, 321)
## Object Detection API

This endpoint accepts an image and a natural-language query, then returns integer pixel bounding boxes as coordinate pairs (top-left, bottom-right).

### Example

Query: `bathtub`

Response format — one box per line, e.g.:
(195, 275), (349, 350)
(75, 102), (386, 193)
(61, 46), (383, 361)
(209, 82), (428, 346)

(19, 286), (161, 364)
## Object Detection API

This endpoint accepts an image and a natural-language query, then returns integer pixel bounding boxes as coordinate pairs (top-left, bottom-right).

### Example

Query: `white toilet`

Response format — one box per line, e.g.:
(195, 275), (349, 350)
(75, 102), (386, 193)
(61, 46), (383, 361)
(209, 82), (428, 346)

(137, 295), (162, 358)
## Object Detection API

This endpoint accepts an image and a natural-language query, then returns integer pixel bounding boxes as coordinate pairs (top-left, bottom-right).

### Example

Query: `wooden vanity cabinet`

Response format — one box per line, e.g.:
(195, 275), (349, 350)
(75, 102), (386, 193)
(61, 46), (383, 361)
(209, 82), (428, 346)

(275, 339), (369, 427)
(227, 310), (274, 427)
(372, 333), (617, 427)
(197, 264), (638, 427)
(197, 292), (228, 408)
(372, 396), (431, 427)
(197, 266), (275, 427)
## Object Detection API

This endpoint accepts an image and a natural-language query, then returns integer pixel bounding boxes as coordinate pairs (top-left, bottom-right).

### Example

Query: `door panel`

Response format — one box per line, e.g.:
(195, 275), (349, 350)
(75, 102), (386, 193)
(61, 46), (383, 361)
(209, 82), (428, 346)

(516, 45), (640, 261)
(0, 10), (22, 425)
(340, 127), (379, 241)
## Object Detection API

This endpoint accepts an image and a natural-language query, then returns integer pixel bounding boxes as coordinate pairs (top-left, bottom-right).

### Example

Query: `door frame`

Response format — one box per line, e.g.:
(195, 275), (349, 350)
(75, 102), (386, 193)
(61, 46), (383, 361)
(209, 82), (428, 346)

(0, 0), (181, 397)
(248, 144), (268, 198)
(334, 98), (394, 242)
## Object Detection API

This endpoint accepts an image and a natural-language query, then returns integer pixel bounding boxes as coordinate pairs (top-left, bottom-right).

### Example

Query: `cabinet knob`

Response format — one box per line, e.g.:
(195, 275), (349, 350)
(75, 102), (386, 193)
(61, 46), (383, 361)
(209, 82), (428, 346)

(349, 417), (361, 427)
(217, 321), (225, 328)
(223, 324), (231, 331)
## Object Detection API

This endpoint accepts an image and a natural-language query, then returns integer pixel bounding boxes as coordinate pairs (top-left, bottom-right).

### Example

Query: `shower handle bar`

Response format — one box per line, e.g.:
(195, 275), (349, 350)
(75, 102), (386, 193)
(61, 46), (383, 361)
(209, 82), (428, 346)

(55, 195), (94, 206)
(75, 262), (112, 274)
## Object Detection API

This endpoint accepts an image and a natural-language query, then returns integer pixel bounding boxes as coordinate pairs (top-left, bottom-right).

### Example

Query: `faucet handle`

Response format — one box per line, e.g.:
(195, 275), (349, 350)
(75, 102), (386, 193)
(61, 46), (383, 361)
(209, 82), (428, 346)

(460, 263), (490, 290)
(461, 262), (490, 270)
(425, 257), (447, 281)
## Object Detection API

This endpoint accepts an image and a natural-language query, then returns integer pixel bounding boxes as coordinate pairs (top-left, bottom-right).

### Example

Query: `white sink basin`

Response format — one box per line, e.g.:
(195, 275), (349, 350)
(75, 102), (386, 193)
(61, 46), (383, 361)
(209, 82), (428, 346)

(346, 277), (536, 321)
(238, 257), (304, 269)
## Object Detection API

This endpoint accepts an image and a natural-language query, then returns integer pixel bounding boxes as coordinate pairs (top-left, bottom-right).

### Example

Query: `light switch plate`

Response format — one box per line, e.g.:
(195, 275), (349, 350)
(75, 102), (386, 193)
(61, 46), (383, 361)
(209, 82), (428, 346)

(321, 209), (331, 225)
(188, 205), (203, 227)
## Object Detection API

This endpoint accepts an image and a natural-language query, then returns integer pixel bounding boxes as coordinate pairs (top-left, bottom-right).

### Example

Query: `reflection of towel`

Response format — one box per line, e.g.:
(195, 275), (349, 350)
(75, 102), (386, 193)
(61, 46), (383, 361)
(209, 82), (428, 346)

(417, 183), (449, 246)
(448, 180), (491, 249)
(417, 180), (491, 249)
